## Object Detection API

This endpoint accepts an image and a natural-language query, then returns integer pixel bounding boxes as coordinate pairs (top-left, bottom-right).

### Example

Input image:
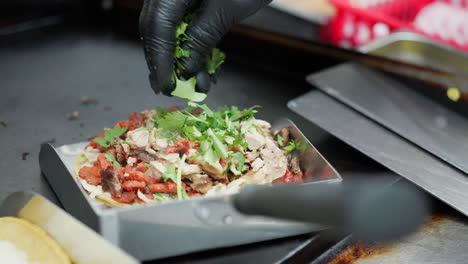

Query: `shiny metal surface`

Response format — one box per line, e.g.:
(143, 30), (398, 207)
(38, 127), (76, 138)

(308, 63), (468, 174)
(360, 32), (468, 77)
(0, 192), (139, 264)
(288, 91), (468, 217)
(39, 119), (342, 261)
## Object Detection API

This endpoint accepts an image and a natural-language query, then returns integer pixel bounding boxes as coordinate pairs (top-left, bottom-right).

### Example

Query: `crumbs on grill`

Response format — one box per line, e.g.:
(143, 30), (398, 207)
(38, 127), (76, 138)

(22, 152), (30, 161)
(67, 111), (79, 121)
(81, 96), (98, 105)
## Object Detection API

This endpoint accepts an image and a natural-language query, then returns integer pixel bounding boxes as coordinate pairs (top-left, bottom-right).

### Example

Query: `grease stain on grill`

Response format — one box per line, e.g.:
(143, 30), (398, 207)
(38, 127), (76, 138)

(0, 120), (7, 127)
(21, 152), (30, 161)
(67, 111), (79, 120)
(327, 214), (447, 264)
(103, 105), (112, 111)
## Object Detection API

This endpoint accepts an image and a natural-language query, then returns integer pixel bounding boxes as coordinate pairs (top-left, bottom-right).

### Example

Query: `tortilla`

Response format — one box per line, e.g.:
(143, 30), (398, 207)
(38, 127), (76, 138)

(0, 217), (71, 264)
(74, 154), (130, 208)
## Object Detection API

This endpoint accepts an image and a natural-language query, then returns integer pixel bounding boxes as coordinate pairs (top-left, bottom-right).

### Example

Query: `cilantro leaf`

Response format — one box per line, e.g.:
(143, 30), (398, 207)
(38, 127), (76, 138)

(207, 128), (228, 159)
(162, 165), (177, 182)
(176, 154), (188, 199)
(174, 46), (190, 58)
(205, 48), (226, 74)
(200, 141), (218, 166)
(104, 152), (121, 167)
(283, 139), (307, 153)
(171, 77), (207, 102)
(229, 152), (245, 173)
(277, 135), (284, 147)
(155, 111), (187, 131)
(93, 126), (128, 148)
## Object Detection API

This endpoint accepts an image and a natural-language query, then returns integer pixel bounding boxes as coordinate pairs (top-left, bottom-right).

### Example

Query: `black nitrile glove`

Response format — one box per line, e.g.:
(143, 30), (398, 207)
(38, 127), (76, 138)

(139, 0), (272, 95)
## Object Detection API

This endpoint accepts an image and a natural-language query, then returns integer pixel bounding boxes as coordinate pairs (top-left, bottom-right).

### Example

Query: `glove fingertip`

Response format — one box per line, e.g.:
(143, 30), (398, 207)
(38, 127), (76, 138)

(149, 72), (176, 96)
(195, 71), (211, 94)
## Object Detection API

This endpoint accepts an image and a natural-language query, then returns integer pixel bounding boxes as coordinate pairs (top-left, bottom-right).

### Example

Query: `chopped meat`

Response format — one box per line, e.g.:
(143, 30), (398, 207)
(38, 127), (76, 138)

(135, 162), (149, 172)
(127, 170), (153, 185)
(127, 157), (137, 166)
(79, 165), (101, 185)
(140, 109), (157, 127)
(111, 139), (126, 164)
(245, 150), (260, 163)
(289, 156), (301, 175)
(251, 158), (264, 172)
(158, 153), (180, 164)
(244, 129), (266, 151)
(148, 182), (178, 193)
(190, 108), (203, 115)
(133, 150), (156, 163)
(150, 161), (167, 175)
(126, 130), (149, 150)
(259, 140), (288, 181)
(169, 105), (181, 112)
(182, 164), (202, 175)
(112, 191), (136, 203)
(280, 127), (290, 146)
(128, 112), (144, 130)
(187, 192), (202, 197)
(96, 154), (112, 170)
(122, 180), (146, 191)
(149, 132), (168, 150)
(101, 167), (123, 197)
(145, 167), (162, 182)
(255, 119), (271, 129)
(191, 157), (224, 179)
(184, 174), (213, 194)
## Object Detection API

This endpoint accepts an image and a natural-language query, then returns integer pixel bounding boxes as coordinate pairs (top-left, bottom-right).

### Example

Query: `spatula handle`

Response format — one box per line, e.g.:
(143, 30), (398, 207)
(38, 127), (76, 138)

(233, 179), (429, 242)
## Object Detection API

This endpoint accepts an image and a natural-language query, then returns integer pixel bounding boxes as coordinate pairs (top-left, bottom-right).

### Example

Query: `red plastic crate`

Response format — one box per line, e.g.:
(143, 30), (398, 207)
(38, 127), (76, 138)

(322, 0), (468, 52)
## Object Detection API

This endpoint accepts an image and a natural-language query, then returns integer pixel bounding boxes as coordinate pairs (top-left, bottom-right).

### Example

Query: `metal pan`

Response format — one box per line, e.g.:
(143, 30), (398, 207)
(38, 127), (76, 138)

(39, 119), (342, 261)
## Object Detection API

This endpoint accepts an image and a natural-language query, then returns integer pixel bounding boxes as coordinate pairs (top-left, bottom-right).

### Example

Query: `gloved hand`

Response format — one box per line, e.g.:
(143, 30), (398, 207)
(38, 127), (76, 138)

(139, 0), (272, 95)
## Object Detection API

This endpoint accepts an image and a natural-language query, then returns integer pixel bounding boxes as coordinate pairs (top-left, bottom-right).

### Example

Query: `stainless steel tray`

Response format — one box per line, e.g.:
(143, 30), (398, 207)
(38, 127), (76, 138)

(39, 118), (342, 261)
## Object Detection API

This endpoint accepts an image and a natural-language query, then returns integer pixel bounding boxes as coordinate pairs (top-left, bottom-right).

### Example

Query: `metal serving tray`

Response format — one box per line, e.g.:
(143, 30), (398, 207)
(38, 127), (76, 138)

(39, 119), (342, 261)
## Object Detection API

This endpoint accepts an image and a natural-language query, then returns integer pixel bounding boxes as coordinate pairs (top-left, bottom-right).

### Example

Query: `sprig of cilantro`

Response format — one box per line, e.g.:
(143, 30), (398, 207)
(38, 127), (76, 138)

(283, 139), (308, 153)
(93, 126), (128, 148)
(170, 14), (226, 102)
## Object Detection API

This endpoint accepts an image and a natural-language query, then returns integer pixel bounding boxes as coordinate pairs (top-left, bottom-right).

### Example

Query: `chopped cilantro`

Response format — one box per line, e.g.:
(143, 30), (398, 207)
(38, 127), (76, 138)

(162, 165), (177, 182)
(93, 126), (128, 148)
(171, 77), (207, 102)
(171, 15), (226, 102)
(104, 152), (121, 167)
(229, 152), (245, 174)
(145, 163), (153, 168)
(154, 193), (170, 201)
(176, 154), (188, 200)
(155, 111), (187, 131)
(277, 135), (284, 147)
(283, 139), (307, 153)
(205, 48), (226, 74)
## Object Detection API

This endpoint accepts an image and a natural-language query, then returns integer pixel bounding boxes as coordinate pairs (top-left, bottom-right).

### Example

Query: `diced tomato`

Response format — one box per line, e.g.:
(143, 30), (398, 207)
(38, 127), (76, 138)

(273, 169), (296, 185)
(218, 178), (230, 184)
(112, 191), (137, 203)
(128, 112), (144, 131)
(96, 154), (112, 170)
(135, 162), (148, 173)
(117, 120), (129, 129)
(78, 165), (101, 185)
(219, 159), (227, 168)
(148, 182), (178, 193)
(127, 170), (153, 185)
(87, 132), (105, 149)
(164, 146), (178, 154)
(165, 138), (199, 155)
(187, 192), (202, 197)
(122, 180), (146, 191)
